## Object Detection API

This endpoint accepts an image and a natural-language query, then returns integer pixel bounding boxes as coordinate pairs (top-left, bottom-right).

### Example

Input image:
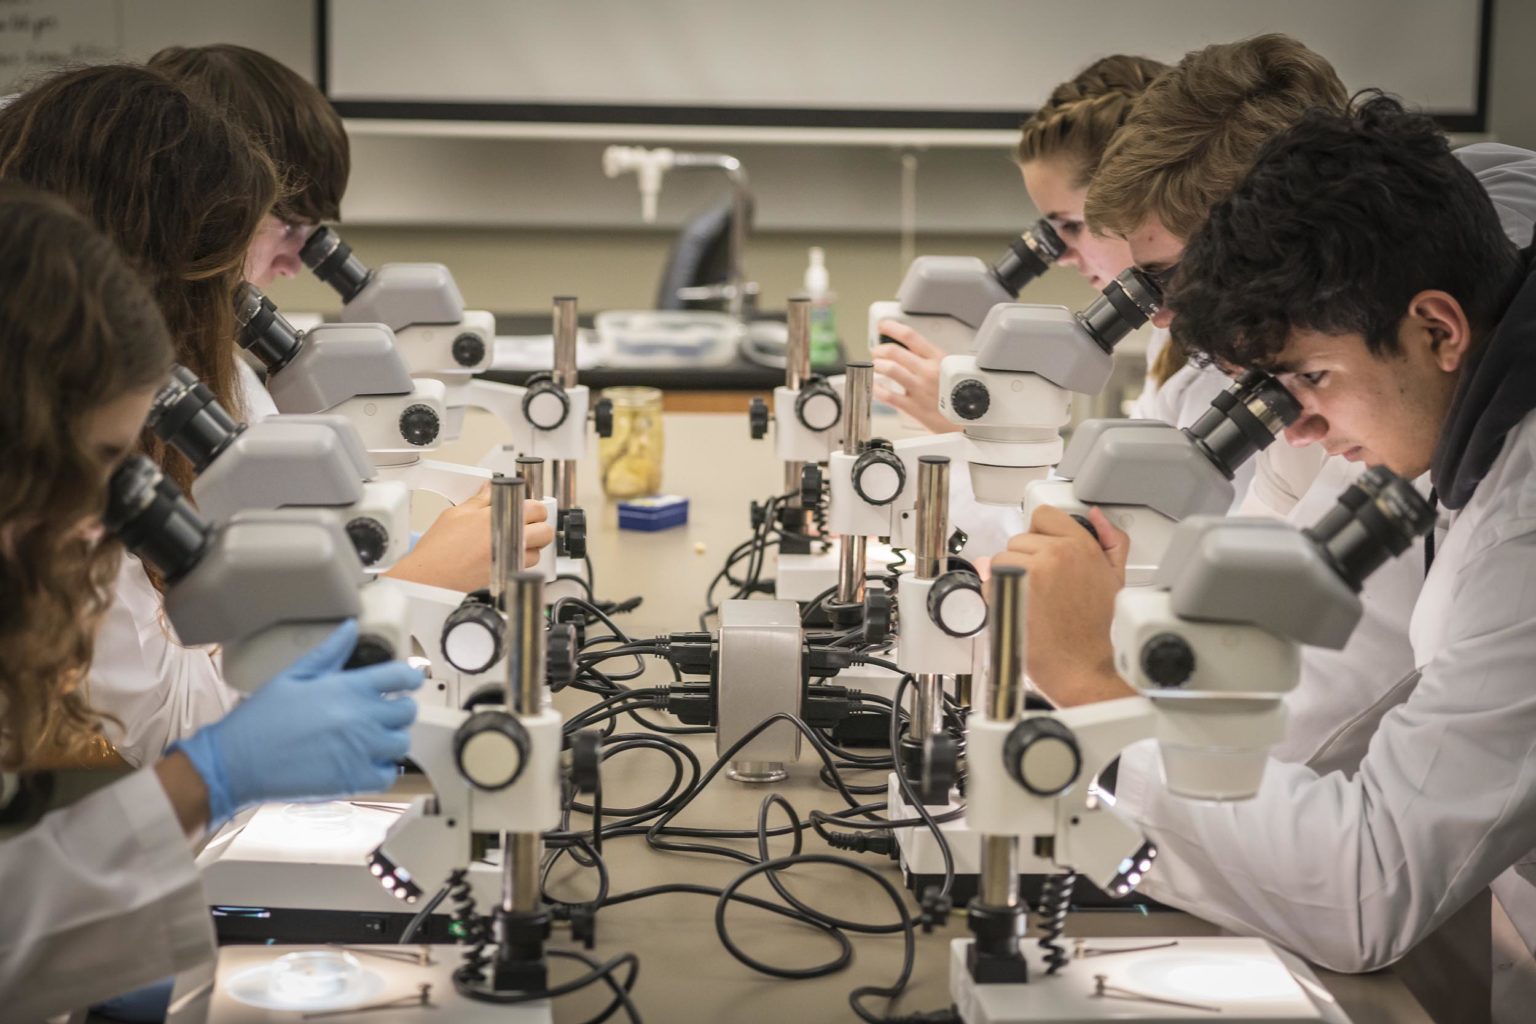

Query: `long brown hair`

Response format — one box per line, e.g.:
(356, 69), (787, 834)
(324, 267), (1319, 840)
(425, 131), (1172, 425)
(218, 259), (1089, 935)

(0, 63), (279, 497)
(150, 44), (350, 224)
(0, 183), (174, 769)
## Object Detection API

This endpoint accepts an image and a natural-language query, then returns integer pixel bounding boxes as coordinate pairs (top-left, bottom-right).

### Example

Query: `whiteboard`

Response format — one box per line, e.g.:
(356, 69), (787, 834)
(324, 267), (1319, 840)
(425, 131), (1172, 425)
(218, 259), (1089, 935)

(325, 0), (1489, 130)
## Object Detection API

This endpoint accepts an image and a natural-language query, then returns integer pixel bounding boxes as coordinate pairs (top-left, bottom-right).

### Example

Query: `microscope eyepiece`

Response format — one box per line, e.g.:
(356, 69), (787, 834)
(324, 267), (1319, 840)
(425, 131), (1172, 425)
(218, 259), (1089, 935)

(990, 218), (1067, 297)
(1182, 370), (1301, 479)
(233, 283), (303, 373)
(146, 365), (245, 472)
(1075, 267), (1162, 353)
(1304, 466), (1435, 591)
(300, 226), (372, 303)
(103, 456), (213, 584)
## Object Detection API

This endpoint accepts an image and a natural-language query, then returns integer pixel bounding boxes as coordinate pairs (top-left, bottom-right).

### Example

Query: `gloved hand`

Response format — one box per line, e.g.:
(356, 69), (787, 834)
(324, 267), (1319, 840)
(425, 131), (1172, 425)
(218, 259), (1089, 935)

(171, 620), (422, 824)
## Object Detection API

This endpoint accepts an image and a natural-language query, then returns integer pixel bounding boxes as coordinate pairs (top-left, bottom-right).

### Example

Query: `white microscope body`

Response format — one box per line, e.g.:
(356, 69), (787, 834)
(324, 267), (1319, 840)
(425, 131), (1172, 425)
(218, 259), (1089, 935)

(234, 283), (492, 507)
(869, 220), (1065, 356)
(1023, 370), (1301, 585)
(951, 467), (1435, 1024)
(300, 225), (496, 442)
(103, 457), (410, 696)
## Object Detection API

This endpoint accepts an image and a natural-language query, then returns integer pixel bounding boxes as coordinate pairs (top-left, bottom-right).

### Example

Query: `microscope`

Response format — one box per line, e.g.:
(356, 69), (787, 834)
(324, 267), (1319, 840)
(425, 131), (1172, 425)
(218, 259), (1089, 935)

(104, 455), (409, 694)
(148, 365), (411, 570)
(950, 466), (1434, 1023)
(368, 495), (599, 1015)
(234, 283), (493, 507)
(300, 226), (496, 441)
(867, 219), (1065, 355)
(1023, 369), (1301, 584)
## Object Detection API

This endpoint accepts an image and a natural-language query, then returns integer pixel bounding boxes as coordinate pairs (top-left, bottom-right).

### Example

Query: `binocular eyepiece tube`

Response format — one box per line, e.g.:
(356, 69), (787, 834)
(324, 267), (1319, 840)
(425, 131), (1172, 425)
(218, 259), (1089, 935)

(300, 226), (372, 304)
(103, 455), (213, 585)
(989, 218), (1067, 297)
(1306, 466), (1436, 591)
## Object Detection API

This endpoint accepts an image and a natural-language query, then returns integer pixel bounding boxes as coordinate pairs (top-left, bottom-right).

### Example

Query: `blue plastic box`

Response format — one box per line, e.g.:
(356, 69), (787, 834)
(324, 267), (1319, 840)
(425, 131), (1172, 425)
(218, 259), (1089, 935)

(617, 494), (689, 531)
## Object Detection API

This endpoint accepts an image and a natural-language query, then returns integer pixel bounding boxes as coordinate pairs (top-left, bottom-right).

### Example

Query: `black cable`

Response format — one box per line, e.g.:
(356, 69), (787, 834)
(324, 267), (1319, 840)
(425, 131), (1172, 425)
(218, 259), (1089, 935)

(397, 883), (450, 944)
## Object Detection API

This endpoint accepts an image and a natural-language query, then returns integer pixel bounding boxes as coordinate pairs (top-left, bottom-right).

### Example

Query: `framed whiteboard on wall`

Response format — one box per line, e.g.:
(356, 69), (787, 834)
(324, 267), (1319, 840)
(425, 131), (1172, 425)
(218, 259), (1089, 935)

(321, 0), (1493, 132)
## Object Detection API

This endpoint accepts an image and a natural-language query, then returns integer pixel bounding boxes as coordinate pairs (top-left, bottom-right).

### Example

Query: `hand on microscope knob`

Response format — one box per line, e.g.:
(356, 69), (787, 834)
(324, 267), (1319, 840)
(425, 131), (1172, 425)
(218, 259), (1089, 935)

(871, 321), (960, 435)
(991, 505), (1132, 708)
(386, 483), (554, 592)
(170, 620), (423, 825)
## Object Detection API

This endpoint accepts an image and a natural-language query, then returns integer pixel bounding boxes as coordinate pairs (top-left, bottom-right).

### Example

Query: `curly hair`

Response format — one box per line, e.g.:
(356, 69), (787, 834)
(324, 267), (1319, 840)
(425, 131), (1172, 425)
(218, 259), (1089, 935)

(0, 183), (173, 769)
(150, 44), (349, 224)
(0, 63), (279, 499)
(1168, 94), (1524, 371)
(1015, 54), (1168, 187)
(1085, 34), (1348, 241)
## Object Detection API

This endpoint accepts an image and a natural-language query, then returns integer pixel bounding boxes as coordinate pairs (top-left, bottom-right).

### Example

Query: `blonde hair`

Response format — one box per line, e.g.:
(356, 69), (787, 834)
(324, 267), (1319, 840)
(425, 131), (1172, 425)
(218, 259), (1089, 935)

(1085, 34), (1348, 241)
(1015, 55), (1168, 185)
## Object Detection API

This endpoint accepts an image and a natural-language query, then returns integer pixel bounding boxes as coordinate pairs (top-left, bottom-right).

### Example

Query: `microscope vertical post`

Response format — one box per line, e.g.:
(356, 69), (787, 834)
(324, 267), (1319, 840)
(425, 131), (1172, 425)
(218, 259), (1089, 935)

(551, 296), (580, 511)
(912, 455), (950, 752)
(783, 297), (811, 510)
(835, 362), (873, 608)
(517, 457), (546, 502)
(971, 565), (1030, 982)
(504, 571), (546, 917)
(489, 474), (526, 608)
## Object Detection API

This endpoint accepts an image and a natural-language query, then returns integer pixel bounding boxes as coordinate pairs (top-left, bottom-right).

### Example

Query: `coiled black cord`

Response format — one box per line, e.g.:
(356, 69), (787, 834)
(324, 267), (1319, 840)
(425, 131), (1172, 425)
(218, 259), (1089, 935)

(447, 869), (491, 984)
(1036, 870), (1077, 974)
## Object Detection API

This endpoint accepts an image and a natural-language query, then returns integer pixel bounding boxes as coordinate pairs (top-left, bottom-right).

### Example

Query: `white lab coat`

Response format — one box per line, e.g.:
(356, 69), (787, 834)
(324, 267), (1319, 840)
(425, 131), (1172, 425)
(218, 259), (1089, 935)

(0, 770), (213, 1019)
(1128, 327), (1249, 512)
(1236, 140), (1536, 772)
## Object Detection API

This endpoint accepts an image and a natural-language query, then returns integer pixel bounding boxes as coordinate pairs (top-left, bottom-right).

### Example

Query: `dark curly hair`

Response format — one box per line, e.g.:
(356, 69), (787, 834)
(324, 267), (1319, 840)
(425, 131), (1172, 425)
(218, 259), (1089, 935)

(0, 183), (173, 769)
(1168, 93), (1524, 370)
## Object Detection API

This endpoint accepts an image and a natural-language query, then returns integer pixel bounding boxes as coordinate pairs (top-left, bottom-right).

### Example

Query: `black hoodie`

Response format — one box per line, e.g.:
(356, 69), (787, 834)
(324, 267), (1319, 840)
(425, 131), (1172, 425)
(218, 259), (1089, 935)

(1430, 247), (1536, 510)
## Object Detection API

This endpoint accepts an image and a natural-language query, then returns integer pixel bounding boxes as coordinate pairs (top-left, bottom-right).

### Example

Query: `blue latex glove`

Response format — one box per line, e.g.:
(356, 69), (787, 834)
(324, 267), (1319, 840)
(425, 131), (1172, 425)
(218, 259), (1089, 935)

(92, 976), (172, 1021)
(171, 621), (422, 824)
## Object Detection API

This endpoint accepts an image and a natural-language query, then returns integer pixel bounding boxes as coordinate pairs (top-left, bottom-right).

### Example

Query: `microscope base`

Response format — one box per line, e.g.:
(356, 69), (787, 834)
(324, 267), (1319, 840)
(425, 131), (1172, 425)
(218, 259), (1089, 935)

(948, 936), (1348, 1023)
(179, 943), (552, 1023)
(886, 776), (1151, 909)
(197, 802), (504, 944)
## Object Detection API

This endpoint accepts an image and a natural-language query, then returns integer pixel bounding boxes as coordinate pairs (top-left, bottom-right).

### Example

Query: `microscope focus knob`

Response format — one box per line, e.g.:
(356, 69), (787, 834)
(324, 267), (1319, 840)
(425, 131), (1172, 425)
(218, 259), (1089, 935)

(452, 331), (487, 368)
(546, 622), (579, 689)
(1141, 633), (1196, 688)
(1003, 718), (1082, 798)
(800, 463), (824, 510)
(345, 516), (390, 568)
(593, 396), (614, 438)
(346, 634), (396, 669)
(748, 396), (770, 439)
(863, 587), (894, 645)
(559, 507), (588, 560)
(442, 593), (503, 675)
(795, 379), (843, 432)
(852, 441), (906, 506)
(454, 711), (529, 791)
(398, 403), (441, 447)
(949, 379), (990, 421)
(523, 379), (571, 430)
(928, 570), (988, 637)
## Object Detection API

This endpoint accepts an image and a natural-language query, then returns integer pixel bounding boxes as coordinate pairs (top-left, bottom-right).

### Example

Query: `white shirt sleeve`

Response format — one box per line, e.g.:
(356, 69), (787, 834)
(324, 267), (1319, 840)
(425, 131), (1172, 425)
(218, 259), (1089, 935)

(90, 557), (239, 768)
(1113, 521), (1536, 976)
(235, 356), (279, 423)
(0, 770), (214, 1018)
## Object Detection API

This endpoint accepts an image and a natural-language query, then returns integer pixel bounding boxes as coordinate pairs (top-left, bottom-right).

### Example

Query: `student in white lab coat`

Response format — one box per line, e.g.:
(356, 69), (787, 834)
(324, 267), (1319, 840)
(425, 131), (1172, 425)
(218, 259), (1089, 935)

(864, 56), (1237, 559)
(0, 64), (549, 768)
(0, 183), (424, 1020)
(1002, 96), (1536, 1021)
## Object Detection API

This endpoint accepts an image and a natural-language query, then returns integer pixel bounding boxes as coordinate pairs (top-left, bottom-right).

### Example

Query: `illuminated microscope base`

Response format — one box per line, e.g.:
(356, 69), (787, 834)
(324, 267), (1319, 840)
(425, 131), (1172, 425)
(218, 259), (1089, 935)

(885, 776), (1144, 909)
(187, 943), (550, 1023)
(195, 801), (504, 945)
(948, 936), (1347, 1024)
